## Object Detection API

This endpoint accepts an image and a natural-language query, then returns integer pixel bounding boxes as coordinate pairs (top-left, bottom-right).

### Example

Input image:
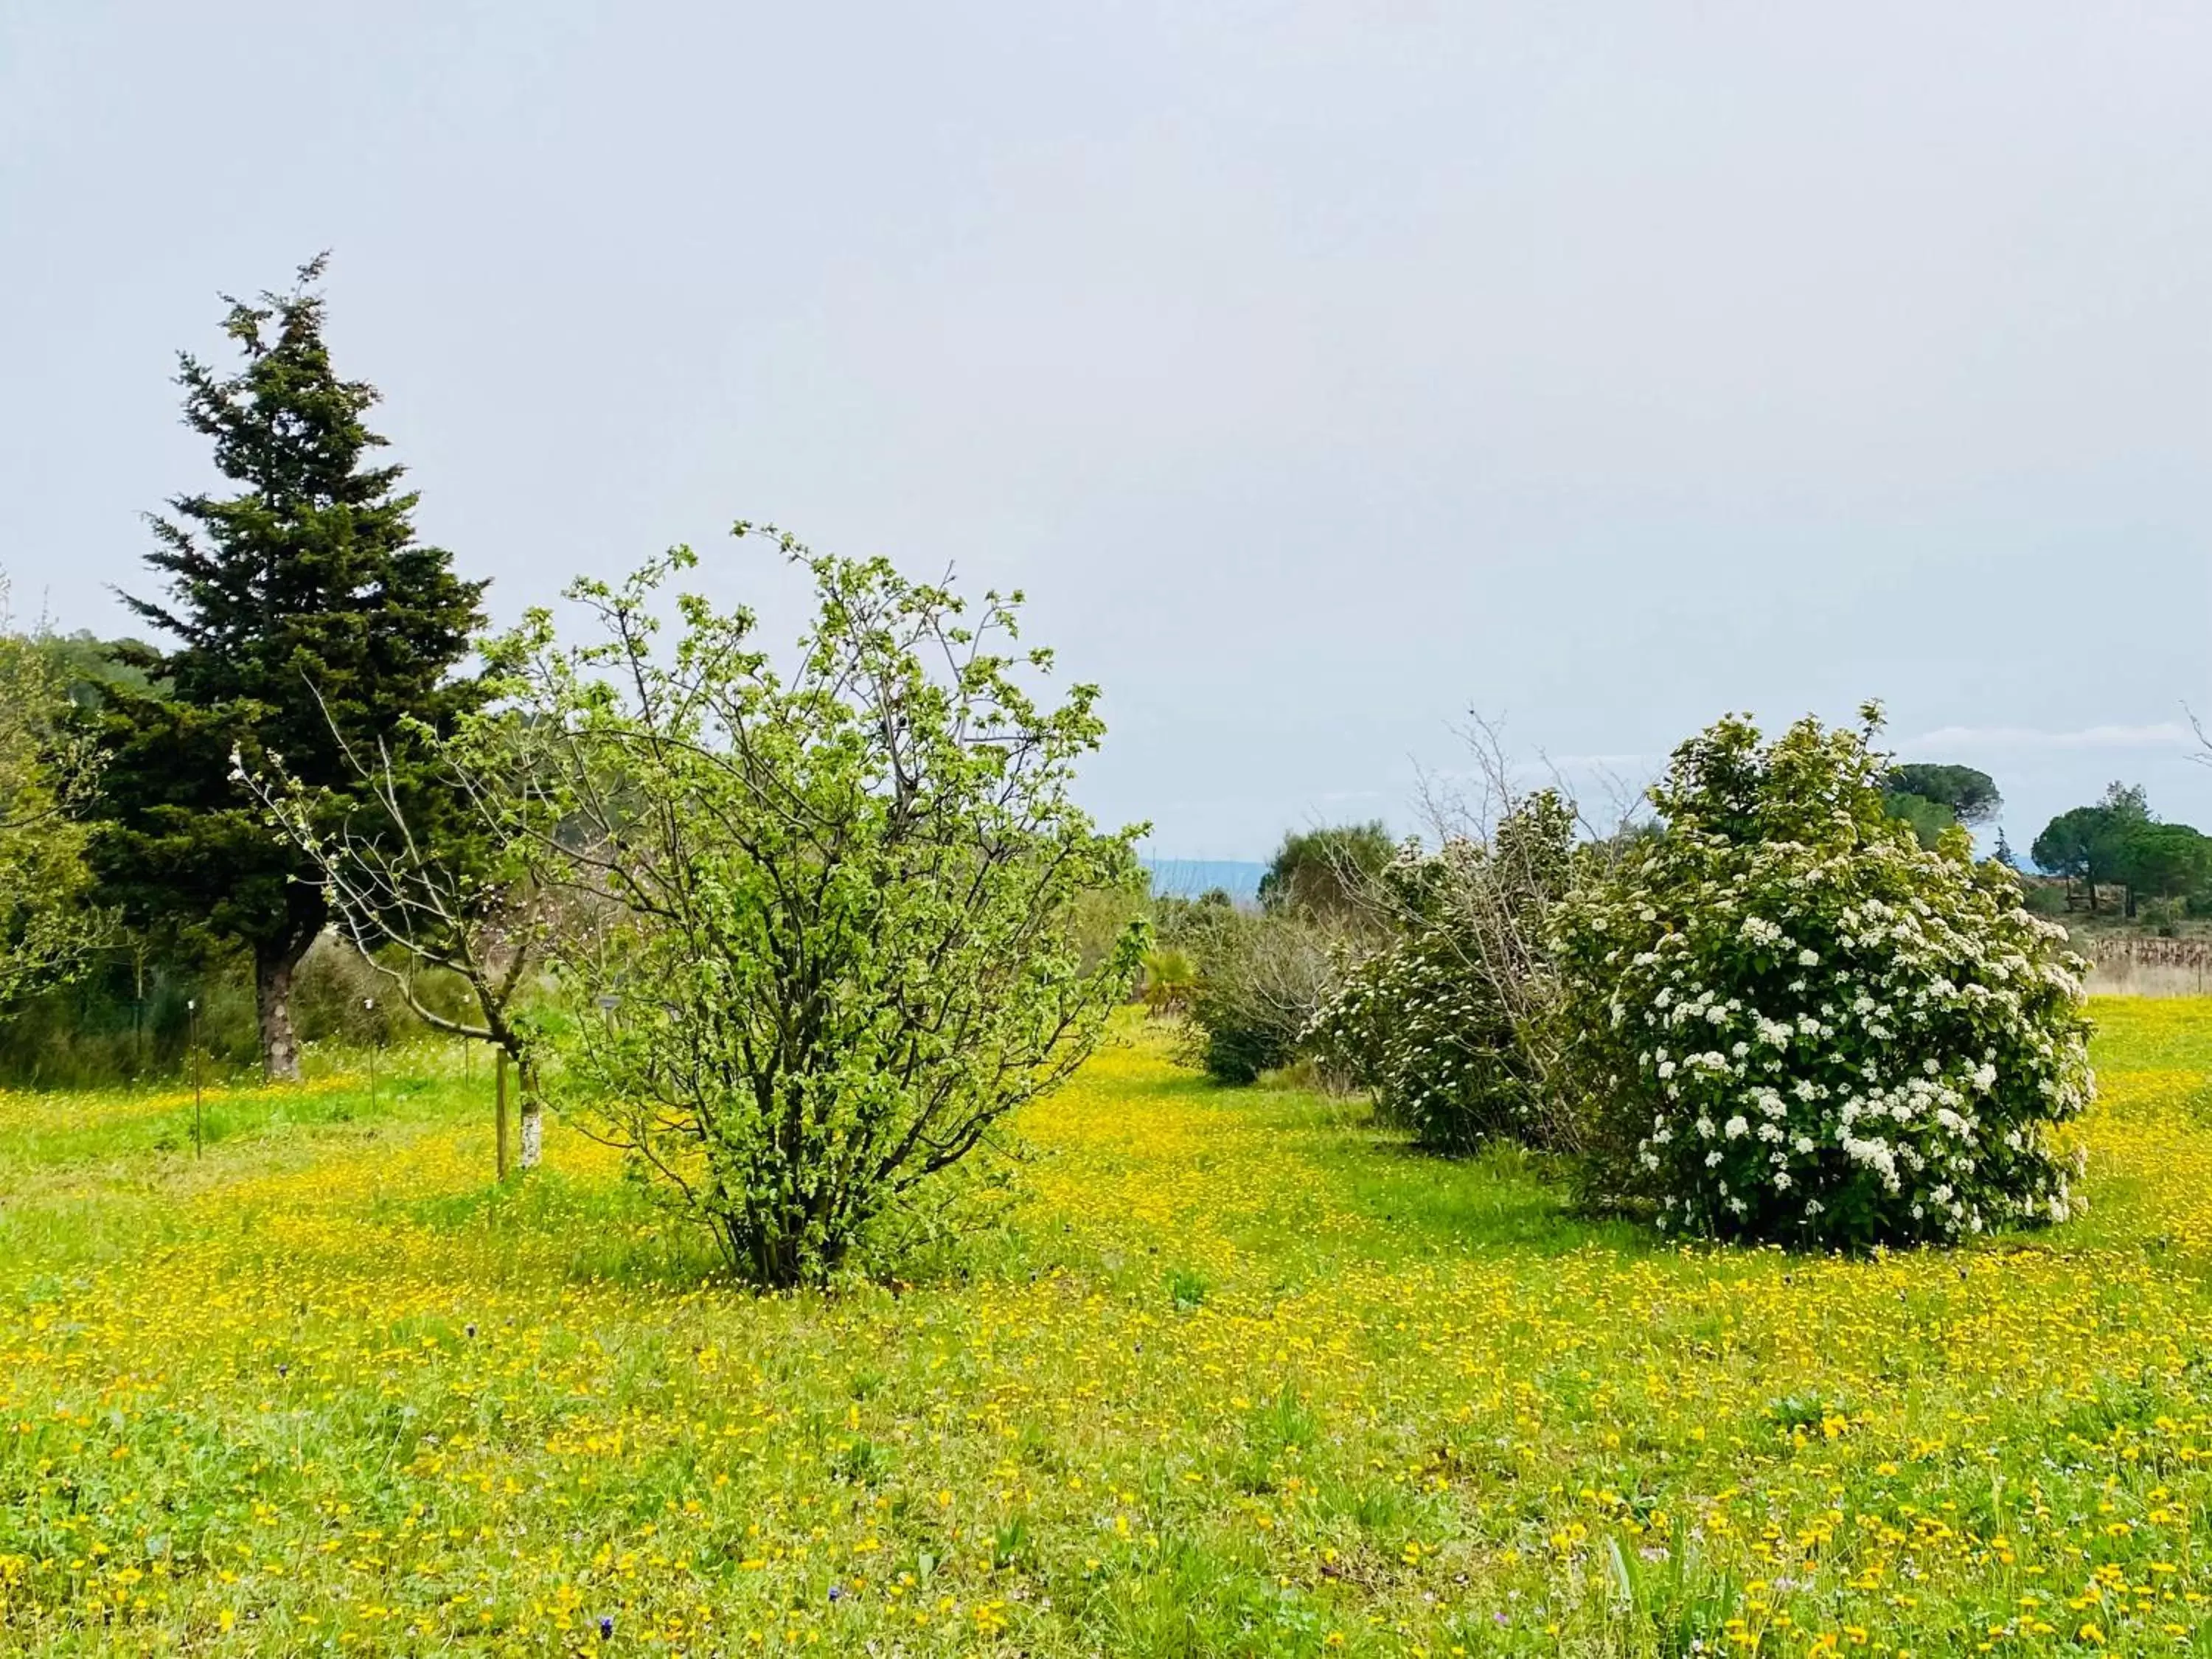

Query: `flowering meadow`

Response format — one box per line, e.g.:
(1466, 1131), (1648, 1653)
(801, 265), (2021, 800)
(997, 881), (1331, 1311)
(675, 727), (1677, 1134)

(7, 1003), (2212, 1655)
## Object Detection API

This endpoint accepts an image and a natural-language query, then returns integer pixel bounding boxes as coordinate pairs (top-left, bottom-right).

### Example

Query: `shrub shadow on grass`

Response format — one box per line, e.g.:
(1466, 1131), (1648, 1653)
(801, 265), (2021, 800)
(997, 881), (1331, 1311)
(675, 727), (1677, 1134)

(1291, 1126), (1653, 1262)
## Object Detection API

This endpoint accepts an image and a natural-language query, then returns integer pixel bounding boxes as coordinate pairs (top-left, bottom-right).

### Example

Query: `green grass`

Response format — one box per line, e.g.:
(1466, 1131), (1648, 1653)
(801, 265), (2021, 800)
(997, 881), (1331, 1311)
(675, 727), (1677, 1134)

(4, 1004), (2212, 1652)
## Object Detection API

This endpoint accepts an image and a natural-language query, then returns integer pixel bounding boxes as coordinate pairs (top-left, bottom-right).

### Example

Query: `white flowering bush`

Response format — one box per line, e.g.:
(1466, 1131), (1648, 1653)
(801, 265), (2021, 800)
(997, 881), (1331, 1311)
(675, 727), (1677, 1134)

(1305, 794), (1576, 1150)
(1554, 707), (2093, 1248)
(1305, 842), (1526, 1147)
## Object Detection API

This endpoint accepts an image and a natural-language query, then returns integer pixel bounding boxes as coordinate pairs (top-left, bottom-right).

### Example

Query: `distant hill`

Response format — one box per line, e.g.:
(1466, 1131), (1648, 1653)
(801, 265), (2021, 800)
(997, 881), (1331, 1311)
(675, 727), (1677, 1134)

(1143, 858), (1268, 905)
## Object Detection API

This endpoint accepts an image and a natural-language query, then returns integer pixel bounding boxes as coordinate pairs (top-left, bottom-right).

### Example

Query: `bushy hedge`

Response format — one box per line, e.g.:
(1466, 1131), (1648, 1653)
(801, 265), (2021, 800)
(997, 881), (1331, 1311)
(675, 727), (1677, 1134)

(1183, 908), (1346, 1085)
(1306, 796), (1573, 1149)
(1553, 709), (2094, 1248)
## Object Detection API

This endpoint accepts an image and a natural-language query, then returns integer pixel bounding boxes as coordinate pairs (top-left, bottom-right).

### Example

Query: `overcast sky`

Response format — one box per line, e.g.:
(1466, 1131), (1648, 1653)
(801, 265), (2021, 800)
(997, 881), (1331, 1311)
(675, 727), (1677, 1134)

(4, 1), (2208, 857)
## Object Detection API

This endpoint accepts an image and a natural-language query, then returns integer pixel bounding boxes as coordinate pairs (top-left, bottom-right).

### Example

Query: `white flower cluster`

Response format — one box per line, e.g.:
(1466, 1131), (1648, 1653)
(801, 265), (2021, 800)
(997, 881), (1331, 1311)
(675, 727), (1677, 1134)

(1554, 710), (2094, 1250)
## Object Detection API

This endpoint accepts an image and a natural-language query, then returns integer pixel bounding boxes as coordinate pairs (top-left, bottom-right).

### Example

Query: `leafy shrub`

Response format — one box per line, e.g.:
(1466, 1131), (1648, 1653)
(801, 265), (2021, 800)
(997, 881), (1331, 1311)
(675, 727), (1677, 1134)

(1305, 795), (1576, 1149)
(484, 535), (1145, 1287)
(1139, 945), (1199, 1015)
(1185, 910), (1346, 1085)
(0, 605), (107, 1009)
(290, 935), (450, 1046)
(1554, 706), (2094, 1248)
(1066, 877), (1151, 977)
(2140, 896), (2184, 937)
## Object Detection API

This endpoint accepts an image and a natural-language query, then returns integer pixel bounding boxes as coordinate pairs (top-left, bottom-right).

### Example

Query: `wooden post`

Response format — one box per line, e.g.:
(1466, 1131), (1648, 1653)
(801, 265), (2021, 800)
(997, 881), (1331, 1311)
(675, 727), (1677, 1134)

(495, 1048), (509, 1181)
(189, 997), (202, 1159)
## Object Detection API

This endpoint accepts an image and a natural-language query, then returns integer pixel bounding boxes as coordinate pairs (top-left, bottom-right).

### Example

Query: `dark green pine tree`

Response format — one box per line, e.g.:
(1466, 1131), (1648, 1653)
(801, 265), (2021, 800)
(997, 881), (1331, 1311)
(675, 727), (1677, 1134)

(93, 257), (487, 1079)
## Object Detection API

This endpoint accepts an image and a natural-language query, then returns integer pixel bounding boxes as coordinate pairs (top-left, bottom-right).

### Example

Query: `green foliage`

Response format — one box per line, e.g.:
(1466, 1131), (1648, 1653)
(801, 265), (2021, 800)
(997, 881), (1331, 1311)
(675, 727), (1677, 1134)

(0, 591), (110, 1006)
(1256, 821), (1394, 918)
(2031, 782), (2212, 919)
(37, 630), (159, 709)
(88, 257), (487, 1077)
(1882, 760), (2003, 850)
(1165, 1265), (1210, 1310)
(0, 940), (243, 1085)
(2031, 783), (2149, 913)
(1065, 873), (1150, 978)
(2139, 895), (2186, 937)
(1138, 945), (1198, 1015)
(2031, 805), (2110, 886)
(247, 698), (559, 1089)
(1149, 886), (1237, 945)
(1183, 908), (1346, 1085)
(2118, 819), (2212, 905)
(1306, 796), (1576, 1150)
(1180, 825), (1391, 1086)
(1885, 763), (2000, 826)
(482, 528), (1145, 1286)
(0, 934), (442, 1087)
(1554, 706), (2094, 1248)
(1881, 788), (1955, 849)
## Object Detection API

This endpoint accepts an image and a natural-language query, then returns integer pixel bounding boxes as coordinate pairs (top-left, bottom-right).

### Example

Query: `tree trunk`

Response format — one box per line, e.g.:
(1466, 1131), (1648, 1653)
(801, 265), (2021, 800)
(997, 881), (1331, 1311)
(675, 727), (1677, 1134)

(255, 937), (309, 1082)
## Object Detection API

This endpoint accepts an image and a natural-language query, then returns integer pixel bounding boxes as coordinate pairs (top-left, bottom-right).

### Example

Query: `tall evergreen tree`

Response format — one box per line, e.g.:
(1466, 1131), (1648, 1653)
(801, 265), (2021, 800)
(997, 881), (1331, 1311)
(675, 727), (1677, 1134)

(92, 257), (486, 1078)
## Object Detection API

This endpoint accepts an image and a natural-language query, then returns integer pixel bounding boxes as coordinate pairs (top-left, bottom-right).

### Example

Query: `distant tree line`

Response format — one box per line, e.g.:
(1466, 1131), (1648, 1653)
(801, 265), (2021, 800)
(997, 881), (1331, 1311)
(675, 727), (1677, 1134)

(1874, 759), (2212, 922)
(2029, 782), (2212, 919)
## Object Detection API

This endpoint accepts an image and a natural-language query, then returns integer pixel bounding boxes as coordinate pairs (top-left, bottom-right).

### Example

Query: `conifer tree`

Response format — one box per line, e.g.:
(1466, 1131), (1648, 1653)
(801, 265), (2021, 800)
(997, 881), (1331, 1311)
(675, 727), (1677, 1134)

(93, 257), (486, 1078)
